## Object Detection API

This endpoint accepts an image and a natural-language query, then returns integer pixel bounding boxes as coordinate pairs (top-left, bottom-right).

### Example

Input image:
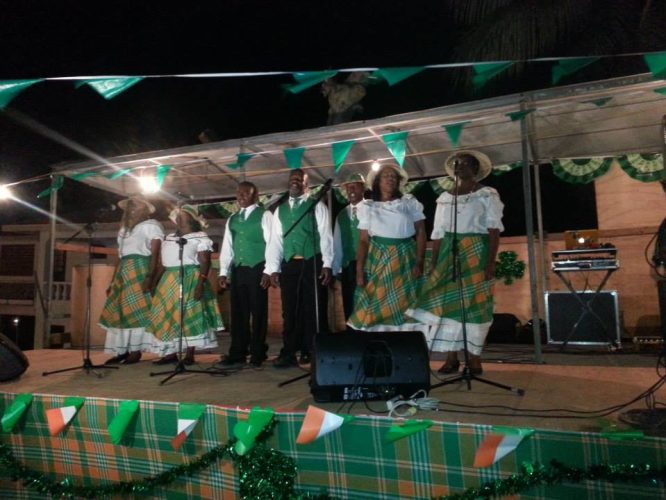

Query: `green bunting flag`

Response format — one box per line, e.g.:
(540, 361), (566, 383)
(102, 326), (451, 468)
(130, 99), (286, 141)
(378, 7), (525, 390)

(79, 77), (143, 100)
(372, 67), (425, 86)
(442, 121), (470, 148)
(331, 140), (355, 172)
(283, 71), (338, 94)
(0, 79), (42, 109)
(284, 147), (305, 169)
(37, 175), (64, 199)
(506, 109), (535, 122)
(108, 400), (139, 445)
(382, 131), (409, 167)
(226, 152), (254, 170)
(654, 87), (666, 96)
(155, 165), (172, 189)
(106, 168), (132, 180)
(644, 51), (666, 79)
(233, 407), (274, 456)
(551, 57), (600, 85)
(384, 420), (433, 443)
(69, 171), (101, 181)
(584, 97), (613, 107)
(472, 62), (513, 89)
(1, 393), (33, 432)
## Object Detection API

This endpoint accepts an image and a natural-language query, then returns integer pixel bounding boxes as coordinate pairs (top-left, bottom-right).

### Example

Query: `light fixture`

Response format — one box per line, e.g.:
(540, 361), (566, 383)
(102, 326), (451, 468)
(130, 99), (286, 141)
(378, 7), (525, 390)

(138, 175), (160, 194)
(0, 184), (12, 200)
(577, 237), (586, 245)
(371, 160), (381, 172)
(12, 317), (19, 326)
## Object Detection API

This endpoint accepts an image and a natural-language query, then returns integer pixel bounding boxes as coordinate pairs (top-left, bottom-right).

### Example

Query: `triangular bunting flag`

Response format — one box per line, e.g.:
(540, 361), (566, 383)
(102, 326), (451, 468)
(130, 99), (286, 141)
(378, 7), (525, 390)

(37, 175), (64, 199)
(45, 397), (85, 436)
(442, 121), (470, 148)
(644, 51), (666, 79)
(654, 87), (666, 97)
(283, 71), (338, 94)
(372, 67), (425, 86)
(473, 426), (534, 467)
(284, 147), (305, 170)
(472, 62), (513, 89)
(108, 400), (139, 445)
(155, 165), (172, 189)
(551, 57), (600, 85)
(506, 109), (535, 122)
(1, 393), (33, 432)
(226, 152), (254, 170)
(233, 407), (274, 456)
(296, 405), (352, 444)
(331, 140), (355, 172)
(583, 97), (613, 107)
(171, 403), (206, 451)
(382, 131), (409, 167)
(80, 77), (143, 100)
(70, 171), (101, 181)
(0, 79), (42, 109)
(106, 168), (132, 180)
(384, 420), (433, 443)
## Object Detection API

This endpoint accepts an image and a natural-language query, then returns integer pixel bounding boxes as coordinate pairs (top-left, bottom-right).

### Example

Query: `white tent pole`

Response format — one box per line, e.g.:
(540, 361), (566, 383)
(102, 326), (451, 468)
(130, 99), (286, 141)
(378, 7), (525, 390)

(519, 101), (543, 363)
(44, 176), (58, 349)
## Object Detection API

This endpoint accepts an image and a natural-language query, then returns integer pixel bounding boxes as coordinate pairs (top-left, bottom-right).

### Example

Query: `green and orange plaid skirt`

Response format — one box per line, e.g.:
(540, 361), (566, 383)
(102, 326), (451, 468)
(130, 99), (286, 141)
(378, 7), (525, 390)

(347, 236), (423, 331)
(99, 255), (152, 329)
(148, 265), (222, 355)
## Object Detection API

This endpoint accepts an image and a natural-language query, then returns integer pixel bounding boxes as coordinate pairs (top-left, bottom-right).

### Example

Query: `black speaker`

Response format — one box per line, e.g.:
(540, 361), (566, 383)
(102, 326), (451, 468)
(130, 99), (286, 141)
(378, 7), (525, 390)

(311, 331), (430, 402)
(0, 332), (29, 382)
(545, 291), (620, 345)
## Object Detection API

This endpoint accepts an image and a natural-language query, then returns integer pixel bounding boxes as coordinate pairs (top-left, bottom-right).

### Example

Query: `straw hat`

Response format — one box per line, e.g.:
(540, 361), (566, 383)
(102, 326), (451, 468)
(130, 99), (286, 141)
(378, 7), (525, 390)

(169, 204), (209, 229)
(444, 150), (493, 181)
(117, 196), (156, 214)
(340, 172), (366, 185)
(365, 163), (409, 189)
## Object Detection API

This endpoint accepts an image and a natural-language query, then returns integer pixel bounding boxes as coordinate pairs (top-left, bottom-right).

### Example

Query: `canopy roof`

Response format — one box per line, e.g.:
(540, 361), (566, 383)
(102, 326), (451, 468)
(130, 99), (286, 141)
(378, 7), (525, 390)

(53, 73), (666, 201)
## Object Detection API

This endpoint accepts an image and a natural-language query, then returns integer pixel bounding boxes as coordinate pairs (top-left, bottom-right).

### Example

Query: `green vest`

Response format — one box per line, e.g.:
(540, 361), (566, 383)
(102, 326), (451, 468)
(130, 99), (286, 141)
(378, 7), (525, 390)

(278, 198), (321, 261)
(337, 205), (360, 268)
(229, 206), (266, 267)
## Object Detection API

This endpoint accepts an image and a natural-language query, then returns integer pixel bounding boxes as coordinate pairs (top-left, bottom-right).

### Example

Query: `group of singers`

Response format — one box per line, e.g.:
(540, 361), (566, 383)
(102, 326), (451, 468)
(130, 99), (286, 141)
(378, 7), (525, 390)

(98, 150), (504, 375)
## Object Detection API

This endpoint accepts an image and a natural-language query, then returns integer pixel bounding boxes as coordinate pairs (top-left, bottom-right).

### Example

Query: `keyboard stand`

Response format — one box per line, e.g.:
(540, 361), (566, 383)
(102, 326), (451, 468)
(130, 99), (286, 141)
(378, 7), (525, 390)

(552, 268), (620, 351)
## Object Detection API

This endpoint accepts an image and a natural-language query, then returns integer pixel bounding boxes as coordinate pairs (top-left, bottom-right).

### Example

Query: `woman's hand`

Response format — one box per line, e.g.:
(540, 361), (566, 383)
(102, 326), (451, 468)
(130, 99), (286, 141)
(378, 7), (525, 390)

(485, 261), (496, 281)
(356, 267), (367, 287)
(412, 261), (424, 278)
(141, 276), (152, 294)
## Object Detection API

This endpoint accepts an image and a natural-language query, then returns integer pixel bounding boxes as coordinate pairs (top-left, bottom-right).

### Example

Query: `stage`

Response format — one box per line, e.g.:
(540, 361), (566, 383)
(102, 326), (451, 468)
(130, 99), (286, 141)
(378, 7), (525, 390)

(1, 340), (665, 498)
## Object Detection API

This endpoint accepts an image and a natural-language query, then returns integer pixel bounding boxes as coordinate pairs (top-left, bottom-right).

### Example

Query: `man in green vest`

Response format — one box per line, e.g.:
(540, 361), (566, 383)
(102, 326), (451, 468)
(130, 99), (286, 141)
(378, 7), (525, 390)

(332, 173), (367, 321)
(265, 169), (334, 368)
(218, 181), (273, 368)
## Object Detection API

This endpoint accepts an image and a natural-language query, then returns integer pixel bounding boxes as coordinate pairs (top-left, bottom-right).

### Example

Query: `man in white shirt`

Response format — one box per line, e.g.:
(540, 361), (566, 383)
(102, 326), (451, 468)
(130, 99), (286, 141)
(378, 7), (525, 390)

(218, 182), (273, 368)
(265, 169), (334, 368)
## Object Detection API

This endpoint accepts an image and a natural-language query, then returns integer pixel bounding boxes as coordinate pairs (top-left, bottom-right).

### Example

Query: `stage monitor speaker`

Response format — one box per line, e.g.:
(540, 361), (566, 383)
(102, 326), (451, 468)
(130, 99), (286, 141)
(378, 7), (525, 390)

(0, 332), (29, 382)
(545, 291), (621, 345)
(311, 331), (430, 402)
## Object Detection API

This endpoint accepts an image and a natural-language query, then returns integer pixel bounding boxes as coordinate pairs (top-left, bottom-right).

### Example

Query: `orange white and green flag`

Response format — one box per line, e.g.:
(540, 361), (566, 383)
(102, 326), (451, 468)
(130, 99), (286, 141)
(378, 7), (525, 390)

(171, 403), (206, 451)
(296, 405), (353, 444)
(45, 397), (85, 436)
(473, 426), (534, 467)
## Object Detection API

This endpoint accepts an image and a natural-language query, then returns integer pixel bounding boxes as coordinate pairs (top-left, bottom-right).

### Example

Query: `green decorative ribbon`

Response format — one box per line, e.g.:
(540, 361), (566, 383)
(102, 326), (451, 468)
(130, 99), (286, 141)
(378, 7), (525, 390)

(37, 175), (64, 199)
(442, 121), (470, 148)
(429, 176), (455, 195)
(226, 152), (254, 170)
(384, 420), (433, 443)
(284, 147), (305, 169)
(617, 153), (665, 182)
(472, 62), (513, 89)
(644, 51), (666, 79)
(1, 393), (33, 432)
(233, 407), (275, 456)
(551, 57), (600, 85)
(493, 161), (522, 176)
(331, 140), (355, 172)
(0, 79), (42, 109)
(372, 67), (425, 86)
(108, 400), (139, 445)
(506, 109), (535, 122)
(283, 71), (338, 94)
(382, 131), (409, 167)
(552, 157), (613, 184)
(79, 77), (143, 100)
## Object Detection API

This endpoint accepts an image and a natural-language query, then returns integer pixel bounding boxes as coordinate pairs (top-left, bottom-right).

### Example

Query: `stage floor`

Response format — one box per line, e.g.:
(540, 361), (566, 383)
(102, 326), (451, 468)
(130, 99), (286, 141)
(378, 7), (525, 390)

(3, 337), (664, 434)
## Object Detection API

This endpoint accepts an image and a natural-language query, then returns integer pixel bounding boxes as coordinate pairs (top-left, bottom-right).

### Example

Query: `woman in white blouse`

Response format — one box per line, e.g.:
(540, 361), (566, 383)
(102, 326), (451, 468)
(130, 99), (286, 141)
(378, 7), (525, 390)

(99, 196), (164, 365)
(407, 151), (504, 375)
(149, 205), (222, 364)
(347, 163), (426, 332)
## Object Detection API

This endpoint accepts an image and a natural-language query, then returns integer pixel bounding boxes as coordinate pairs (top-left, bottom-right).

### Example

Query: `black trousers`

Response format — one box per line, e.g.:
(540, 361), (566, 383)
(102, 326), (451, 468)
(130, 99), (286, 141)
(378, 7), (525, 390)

(279, 256), (329, 358)
(228, 263), (268, 363)
(339, 261), (357, 322)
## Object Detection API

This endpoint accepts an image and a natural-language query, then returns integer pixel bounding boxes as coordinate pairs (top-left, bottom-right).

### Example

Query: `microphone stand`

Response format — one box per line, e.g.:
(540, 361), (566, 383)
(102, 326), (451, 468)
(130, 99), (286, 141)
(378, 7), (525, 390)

(43, 222), (118, 377)
(278, 181), (332, 388)
(431, 169), (523, 395)
(150, 236), (229, 384)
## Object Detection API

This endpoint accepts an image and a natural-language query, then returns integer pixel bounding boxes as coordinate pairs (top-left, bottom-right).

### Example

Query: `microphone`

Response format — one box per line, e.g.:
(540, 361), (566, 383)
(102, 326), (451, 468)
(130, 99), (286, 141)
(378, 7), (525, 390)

(322, 178), (334, 191)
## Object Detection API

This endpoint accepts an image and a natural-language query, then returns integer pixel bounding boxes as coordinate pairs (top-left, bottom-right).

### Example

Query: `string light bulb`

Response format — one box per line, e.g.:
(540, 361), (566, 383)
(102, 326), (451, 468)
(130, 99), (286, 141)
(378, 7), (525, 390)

(371, 160), (381, 171)
(138, 174), (160, 194)
(0, 185), (13, 200)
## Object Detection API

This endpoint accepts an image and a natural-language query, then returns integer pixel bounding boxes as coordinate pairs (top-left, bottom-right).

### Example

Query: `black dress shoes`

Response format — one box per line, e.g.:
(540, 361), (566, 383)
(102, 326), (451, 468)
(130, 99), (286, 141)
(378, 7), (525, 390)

(104, 352), (129, 365)
(273, 355), (298, 369)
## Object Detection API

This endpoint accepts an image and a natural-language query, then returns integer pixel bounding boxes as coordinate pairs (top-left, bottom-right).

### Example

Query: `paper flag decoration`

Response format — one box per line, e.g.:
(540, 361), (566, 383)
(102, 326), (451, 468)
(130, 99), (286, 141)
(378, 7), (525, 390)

(551, 57), (600, 85)
(384, 420), (433, 443)
(296, 405), (352, 444)
(331, 140), (355, 172)
(80, 77), (143, 100)
(0, 79), (42, 109)
(171, 403), (207, 451)
(473, 427), (534, 467)
(284, 71), (338, 94)
(472, 62), (513, 89)
(644, 51), (666, 79)
(284, 147), (305, 170)
(506, 109), (535, 122)
(442, 121), (470, 148)
(373, 67), (425, 86)
(108, 400), (139, 445)
(226, 152), (254, 170)
(1, 393), (33, 432)
(382, 131), (409, 167)
(233, 407), (274, 456)
(45, 397), (85, 436)
(37, 175), (65, 199)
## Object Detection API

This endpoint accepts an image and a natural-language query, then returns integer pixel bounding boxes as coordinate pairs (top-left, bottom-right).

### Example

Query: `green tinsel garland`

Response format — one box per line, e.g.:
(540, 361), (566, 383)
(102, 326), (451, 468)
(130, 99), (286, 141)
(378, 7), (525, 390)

(495, 250), (526, 285)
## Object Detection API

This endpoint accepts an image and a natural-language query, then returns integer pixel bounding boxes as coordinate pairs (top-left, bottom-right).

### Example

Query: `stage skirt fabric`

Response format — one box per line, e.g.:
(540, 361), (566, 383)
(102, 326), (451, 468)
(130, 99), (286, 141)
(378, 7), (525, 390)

(347, 236), (425, 332)
(99, 255), (155, 354)
(149, 265), (222, 356)
(406, 233), (493, 355)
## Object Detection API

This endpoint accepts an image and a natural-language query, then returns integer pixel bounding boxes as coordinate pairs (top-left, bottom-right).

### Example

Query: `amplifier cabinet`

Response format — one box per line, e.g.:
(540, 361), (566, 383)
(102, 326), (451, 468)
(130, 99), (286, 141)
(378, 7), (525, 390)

(545, 290), (620, 345)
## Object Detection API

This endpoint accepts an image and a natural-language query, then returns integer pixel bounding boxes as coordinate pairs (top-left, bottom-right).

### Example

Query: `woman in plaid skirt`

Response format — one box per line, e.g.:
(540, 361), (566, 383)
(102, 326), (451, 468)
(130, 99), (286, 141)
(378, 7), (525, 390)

(149, 205), (222, 365)
(99, 197), (164, 365)
(347, 163), (427, 332)
(406, 151), (504, 375)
